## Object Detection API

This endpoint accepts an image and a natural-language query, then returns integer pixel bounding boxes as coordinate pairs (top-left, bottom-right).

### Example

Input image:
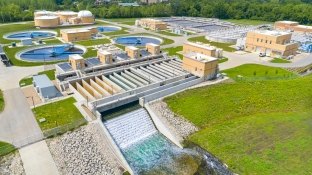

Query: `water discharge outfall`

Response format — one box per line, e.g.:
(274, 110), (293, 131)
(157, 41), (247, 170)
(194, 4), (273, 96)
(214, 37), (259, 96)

(104, 108), (201, 175)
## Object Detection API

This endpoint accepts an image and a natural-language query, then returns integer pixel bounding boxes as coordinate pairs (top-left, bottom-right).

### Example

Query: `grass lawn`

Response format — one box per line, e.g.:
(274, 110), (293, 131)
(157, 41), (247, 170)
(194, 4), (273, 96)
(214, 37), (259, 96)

(188, 36), (236, 52)
(157, 30), (181, 37)
(165, 64), (312, 174)
(44, 39), (63, 45)
(0, 89), (4, 112)
(104, 30), (129, 36)
(270, 58), (291, 63)
(222, 64), (297, 81)
(218, 57), (228, 63)
(163, 46), (183, 59)
(74, 38), (111, 46)
(84, 48), (98, 58)
(0, 22), (37, 44)
(33, 97), (86, 131)
(19, 69), (55, 87)
(105, 18), (137, 23)
(224, 19), (272, 25)
(0, 141), (16, 157)
(120, 21), (135, 26)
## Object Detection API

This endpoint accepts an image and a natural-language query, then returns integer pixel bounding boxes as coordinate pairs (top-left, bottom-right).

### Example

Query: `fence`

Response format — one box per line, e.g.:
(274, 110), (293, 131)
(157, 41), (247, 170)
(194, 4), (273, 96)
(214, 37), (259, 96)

(43, 119), (87, 138)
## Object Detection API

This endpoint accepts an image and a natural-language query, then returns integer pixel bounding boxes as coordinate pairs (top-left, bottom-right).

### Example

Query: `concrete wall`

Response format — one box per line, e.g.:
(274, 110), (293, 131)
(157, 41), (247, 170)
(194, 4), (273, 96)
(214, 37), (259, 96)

(97, 119), (134, 174)
(139, 77), (204, 105)
(145, 104), (183, 148)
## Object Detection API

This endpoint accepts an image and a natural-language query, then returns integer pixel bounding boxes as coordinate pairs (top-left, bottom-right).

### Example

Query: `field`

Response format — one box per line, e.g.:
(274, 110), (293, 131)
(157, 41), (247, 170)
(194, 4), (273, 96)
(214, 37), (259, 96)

(163, 46), (183, 59)
(19, 69), (55, 87)
(270, 58), (291, 63)
(0, 89), (4, 112)
(0, 141), (16, 157)
(224, 19), (272, 25)
(105, 18), (137, 25)
(218, 57), (228, 63)
(33, 97), (86, 131)
(188, 36), (236, 52)
(74, 38), (111, 46)
(156, 30), (181, 36)
(165, 64), (312, 174)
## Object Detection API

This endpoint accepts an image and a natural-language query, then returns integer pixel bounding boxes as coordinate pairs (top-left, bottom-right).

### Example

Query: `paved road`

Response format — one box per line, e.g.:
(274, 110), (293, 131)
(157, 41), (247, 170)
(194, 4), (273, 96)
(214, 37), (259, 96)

(0, 88), (43, 147)
(220, 51), (312, 70)
(19, 141), (59, 175)
(0, 63), (44, 90)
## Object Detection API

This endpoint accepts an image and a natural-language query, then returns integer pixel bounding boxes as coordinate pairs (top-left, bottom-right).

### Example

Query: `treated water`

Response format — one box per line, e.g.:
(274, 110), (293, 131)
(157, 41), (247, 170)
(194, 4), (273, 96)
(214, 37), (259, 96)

(19, 45), (84, 62)
(97, 26), (120, 32)
(115, 36), (161, 46)
(6, 31), (55, 40)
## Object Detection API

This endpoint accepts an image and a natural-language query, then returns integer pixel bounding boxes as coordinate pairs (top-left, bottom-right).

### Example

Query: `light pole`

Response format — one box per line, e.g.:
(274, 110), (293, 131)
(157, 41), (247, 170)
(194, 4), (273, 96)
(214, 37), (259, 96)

(27, 96), (35, 110)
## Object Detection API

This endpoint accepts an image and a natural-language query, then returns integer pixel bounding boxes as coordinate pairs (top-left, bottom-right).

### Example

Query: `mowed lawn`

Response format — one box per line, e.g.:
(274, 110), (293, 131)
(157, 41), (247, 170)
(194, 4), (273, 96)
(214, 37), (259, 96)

(0, 22), (36, 44)
(33, 97), (86, 131)
(0, 141), (16, 157)
(165, 64), (312, 174)
(188, 36), (236, 52)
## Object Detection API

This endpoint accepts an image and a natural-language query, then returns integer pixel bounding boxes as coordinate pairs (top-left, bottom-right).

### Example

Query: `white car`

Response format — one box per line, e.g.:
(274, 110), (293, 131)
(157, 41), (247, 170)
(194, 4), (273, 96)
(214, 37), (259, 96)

(259, 53), (266, 57)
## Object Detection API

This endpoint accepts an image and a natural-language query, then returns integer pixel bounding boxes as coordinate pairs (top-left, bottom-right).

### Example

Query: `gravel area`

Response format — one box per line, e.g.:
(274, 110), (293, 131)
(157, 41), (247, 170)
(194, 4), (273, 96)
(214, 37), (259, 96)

(0, 151), (25, 175)
(47, 123), (124, 175)
(149, 100), (198, 139)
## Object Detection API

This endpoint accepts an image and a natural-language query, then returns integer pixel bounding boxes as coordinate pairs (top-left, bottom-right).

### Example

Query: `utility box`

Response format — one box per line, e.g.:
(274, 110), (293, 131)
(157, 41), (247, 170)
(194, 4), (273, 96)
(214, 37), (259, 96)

(98, 50), (113, 64)
(125, 46), (140, 59)
(146, 43), (160, 55)
(69, 54), (85, 70)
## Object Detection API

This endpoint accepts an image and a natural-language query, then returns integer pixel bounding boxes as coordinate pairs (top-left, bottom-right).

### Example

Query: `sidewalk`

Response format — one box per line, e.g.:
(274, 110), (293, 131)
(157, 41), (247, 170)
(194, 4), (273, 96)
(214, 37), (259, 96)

(19, 141), (59, 175)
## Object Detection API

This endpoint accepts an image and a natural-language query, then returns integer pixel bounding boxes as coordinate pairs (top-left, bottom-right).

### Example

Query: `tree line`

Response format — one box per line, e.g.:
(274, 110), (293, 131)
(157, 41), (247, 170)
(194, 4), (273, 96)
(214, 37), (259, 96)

(0, 0), (312, 25)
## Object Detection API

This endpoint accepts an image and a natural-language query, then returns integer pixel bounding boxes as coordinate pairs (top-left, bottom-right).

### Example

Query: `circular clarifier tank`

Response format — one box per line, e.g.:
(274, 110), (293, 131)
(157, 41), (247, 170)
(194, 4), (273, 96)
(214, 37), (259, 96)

(97, 26), (121, 32)
(4, 30), (57, 40)
(114, 36), (162, 47)
(18, 44), (85, 62)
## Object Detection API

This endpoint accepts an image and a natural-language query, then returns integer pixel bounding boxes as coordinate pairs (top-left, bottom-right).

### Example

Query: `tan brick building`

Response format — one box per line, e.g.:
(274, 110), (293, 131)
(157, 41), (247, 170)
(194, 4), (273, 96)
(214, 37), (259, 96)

(183, 42), (223, 58)
(34, 10), (95, 28)
(182, 53), (218, 80)
(60, 27), (98, 42)
(125, 46), (140, 59)
(245, 30), (298, 57)
(136, 18), (167, 31)
(146, 43), (160, 55)
(98, 50), (113, 64)
(274, 21), (312, 33)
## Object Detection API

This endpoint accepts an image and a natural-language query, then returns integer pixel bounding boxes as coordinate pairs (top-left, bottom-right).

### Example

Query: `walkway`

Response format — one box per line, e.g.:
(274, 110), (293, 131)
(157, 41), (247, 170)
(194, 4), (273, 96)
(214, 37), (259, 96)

(0, 88), (43, 147)
(19, 141), (59, 175)
(0, 64), (44, 90)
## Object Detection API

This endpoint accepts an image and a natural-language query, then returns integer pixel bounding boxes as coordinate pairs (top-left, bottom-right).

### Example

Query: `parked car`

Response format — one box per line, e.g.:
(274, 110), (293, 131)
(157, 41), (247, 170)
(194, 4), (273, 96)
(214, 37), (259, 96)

(259, 53), (266, 57)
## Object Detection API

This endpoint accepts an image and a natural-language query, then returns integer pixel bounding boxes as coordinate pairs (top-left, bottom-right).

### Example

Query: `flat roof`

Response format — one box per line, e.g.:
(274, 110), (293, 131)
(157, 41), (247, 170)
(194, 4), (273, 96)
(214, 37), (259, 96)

(253, 30), (291, 36)
(98, 50), (112, 55)
(184, 52), (217, 63)
(69, 54), (84, 60)
(61, 28), (90, 34)
(126, 46), (139, 50)
(277, 21), (298, 24)
(296, 25), (312, 29)
(146, 43), (160, 47)
(35, 16), (59, 20)
(185, 42), (216, 51)
(33, 74), (54, 88)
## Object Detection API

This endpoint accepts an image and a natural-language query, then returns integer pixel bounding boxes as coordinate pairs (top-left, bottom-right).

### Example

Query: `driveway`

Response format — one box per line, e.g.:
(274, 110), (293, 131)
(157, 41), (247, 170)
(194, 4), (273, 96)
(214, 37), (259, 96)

(0, 88), (43, 147)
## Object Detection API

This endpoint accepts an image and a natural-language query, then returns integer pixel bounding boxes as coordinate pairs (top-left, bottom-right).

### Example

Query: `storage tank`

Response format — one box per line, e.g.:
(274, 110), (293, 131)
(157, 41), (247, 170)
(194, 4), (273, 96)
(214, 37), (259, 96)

(34, 16), (60, 28)
(77, 10), (95, 24)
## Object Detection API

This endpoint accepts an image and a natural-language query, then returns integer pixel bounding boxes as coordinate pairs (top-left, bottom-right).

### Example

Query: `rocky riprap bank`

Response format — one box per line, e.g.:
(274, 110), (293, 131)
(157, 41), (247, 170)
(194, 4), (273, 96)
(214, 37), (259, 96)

(47, 123), (124, 175)
(149, 100), (198, 139)
(0, 152), (25, 175)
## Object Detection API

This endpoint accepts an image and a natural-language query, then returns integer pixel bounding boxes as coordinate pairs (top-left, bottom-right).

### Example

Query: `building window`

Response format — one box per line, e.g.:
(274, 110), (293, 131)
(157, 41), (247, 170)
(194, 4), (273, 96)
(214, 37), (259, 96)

(257, 38), (259, 42)
(261, 39), (263, 42)
(195, 67), (197, 71)
(265, 40), (267, 43)
(270, 41), (272, 44)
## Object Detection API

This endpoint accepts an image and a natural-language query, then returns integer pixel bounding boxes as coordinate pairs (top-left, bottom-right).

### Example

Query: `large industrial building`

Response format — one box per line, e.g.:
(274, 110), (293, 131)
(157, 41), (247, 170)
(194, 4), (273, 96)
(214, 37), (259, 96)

(275, 21), (312, 33)
(183, 42), (223, 58)
(245, 30), (298, 57)
(34, 10), (95, 28)
(135, 18), (167, 31)
(60, 27), (98, 42)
